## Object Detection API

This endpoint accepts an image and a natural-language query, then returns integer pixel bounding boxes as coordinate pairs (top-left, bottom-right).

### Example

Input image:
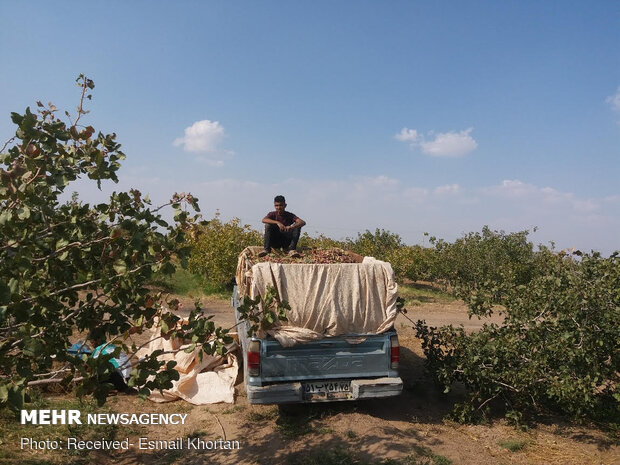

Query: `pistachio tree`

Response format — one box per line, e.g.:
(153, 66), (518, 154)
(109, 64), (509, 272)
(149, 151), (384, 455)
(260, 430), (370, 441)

(0, 75), (230, 408)
(416, 247), (619, 425)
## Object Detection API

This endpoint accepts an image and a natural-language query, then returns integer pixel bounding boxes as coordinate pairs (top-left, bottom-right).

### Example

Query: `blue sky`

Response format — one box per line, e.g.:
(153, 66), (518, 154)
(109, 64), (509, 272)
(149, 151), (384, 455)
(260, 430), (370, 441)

(2, 1), (619, 253)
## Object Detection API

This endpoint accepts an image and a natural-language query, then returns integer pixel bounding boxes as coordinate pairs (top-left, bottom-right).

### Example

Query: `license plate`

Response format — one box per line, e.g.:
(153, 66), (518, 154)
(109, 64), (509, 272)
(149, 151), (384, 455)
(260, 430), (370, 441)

(302, 380), (352, 400)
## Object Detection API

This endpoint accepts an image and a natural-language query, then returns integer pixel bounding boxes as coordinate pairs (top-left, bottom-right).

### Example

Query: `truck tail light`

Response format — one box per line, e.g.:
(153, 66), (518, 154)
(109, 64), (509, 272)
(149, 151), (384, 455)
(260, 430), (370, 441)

(390, 335), (400, 369)
(248, 340), (261, 376)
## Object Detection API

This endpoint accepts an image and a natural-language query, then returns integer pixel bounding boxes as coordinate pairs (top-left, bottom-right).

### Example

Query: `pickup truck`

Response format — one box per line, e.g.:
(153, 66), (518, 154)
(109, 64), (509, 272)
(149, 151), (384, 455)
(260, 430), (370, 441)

(232, 247), (403, 404)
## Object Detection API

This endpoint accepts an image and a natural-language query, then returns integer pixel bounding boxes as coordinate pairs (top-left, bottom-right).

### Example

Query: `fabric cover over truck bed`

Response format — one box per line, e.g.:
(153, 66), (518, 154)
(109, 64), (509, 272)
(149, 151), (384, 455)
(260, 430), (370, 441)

(236, 246), (399, 347)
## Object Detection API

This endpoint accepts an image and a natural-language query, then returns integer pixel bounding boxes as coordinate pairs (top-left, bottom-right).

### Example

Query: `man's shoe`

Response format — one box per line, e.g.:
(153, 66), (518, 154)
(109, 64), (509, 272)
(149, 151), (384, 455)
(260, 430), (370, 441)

(288, 250), (301, 258)
(258, 249), (270, 258)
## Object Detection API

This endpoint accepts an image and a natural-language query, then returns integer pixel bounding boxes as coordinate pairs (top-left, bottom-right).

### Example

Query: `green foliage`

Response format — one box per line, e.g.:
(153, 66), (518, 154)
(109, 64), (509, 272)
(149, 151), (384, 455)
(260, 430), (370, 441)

(347, 228), (403, 259)
(416, 250), (620, 424)
(346, 228), (436, 282)
(150, 264), (206, 298)
(298, 232), (348, 250)
(187, 213), (261, 288)
(429, 226), (537, 315)
(236, 285), (290, 337)
(187, 224), (435, 285)
(398, 282), (454, 307)
(0, 76), (229, 409)
(389, 245), (437, 282)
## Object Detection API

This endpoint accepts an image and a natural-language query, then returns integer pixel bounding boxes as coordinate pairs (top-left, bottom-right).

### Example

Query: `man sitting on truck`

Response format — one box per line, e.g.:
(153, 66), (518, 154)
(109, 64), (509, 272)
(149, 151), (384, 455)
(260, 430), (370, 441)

(259, 195), (306, 257)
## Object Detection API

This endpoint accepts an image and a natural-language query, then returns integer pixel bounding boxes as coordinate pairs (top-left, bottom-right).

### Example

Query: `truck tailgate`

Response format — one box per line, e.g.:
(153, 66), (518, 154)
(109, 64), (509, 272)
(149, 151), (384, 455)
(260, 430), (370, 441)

(251, 332), (398, 385)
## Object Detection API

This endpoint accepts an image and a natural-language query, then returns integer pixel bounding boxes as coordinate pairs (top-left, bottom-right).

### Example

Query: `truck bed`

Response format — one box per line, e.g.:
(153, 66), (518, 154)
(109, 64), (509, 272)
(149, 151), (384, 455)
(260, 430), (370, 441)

(232, 286), (403, 404)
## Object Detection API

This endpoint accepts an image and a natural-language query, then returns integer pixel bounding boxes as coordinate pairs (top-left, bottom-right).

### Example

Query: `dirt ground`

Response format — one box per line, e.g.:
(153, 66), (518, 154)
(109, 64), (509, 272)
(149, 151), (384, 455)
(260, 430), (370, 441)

(10, 296), (620, 465)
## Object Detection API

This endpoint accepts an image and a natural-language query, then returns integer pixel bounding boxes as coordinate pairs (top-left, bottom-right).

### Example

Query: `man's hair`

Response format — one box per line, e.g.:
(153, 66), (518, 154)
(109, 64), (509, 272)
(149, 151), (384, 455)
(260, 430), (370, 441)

(274, 195), (286, 203)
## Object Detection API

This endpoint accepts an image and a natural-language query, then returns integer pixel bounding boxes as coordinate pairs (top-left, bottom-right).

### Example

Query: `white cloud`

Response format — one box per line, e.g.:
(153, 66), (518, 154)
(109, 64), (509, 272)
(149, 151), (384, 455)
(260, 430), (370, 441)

(395, 127), (478, 157)
(493, 179), (535, 198)
(606, 87), (620, 112)
(573, 199), (600, 213)
(484, 179), (601, 212)
(173, 120), (225, 153)
(395, 128), (420, 143)
(606, 87), (620, 125)
(434, 184), (461, 195)
(346, 175), (400, 203)
(362, 175), (400, 188)
(420, 128), (477, 157)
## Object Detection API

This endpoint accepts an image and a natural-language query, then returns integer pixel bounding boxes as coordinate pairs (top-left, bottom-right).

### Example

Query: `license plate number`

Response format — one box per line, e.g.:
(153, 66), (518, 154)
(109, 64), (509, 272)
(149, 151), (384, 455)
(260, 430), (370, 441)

(302, 381), (351, 400)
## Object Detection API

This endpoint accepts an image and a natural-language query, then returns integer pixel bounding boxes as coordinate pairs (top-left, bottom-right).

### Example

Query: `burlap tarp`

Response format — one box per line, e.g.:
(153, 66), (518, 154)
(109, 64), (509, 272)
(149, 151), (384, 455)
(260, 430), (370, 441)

(136, 324), (239, 404)
(236, 247), (399, 347)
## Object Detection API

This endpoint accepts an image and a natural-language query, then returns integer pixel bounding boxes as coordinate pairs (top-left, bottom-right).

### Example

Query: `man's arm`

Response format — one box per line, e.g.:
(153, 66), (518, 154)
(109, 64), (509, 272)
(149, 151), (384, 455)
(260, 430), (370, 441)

(285, 217), (305, 231)
(262, 214), (286, 231)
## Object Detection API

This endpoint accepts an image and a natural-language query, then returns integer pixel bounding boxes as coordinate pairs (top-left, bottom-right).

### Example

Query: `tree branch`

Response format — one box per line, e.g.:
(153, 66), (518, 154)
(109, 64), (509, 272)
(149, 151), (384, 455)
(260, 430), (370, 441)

(72, 78), (89, 128)
(6, 166), (43, 211)
(476, 393), (499, 411)
(28, 376), (84, 387)
(19, 261), (161, 305)
(31, 236), (111, 263)
(1, 136), (17, 153)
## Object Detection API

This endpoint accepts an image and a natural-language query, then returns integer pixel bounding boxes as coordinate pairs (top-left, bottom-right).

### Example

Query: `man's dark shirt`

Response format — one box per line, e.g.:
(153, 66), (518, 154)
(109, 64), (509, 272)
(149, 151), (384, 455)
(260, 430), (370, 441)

(266, 211), (299, 227)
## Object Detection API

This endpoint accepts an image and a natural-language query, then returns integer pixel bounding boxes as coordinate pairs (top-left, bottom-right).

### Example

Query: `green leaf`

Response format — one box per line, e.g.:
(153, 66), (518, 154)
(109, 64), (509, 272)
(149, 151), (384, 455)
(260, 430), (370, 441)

(8, 278), (18, 295)
(10, 112), (23, 125)
(160, 262), (175, 275)
(0, 210), (12, 225)
(56, 238), (69, 249)
(113, 259), (127, 274)
(17, 205), (30, 220)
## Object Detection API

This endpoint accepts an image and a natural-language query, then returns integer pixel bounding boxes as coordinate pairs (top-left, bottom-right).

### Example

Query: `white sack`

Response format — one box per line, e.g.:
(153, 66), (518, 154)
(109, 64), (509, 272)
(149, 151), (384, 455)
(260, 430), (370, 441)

(137, 325), (238, 405)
